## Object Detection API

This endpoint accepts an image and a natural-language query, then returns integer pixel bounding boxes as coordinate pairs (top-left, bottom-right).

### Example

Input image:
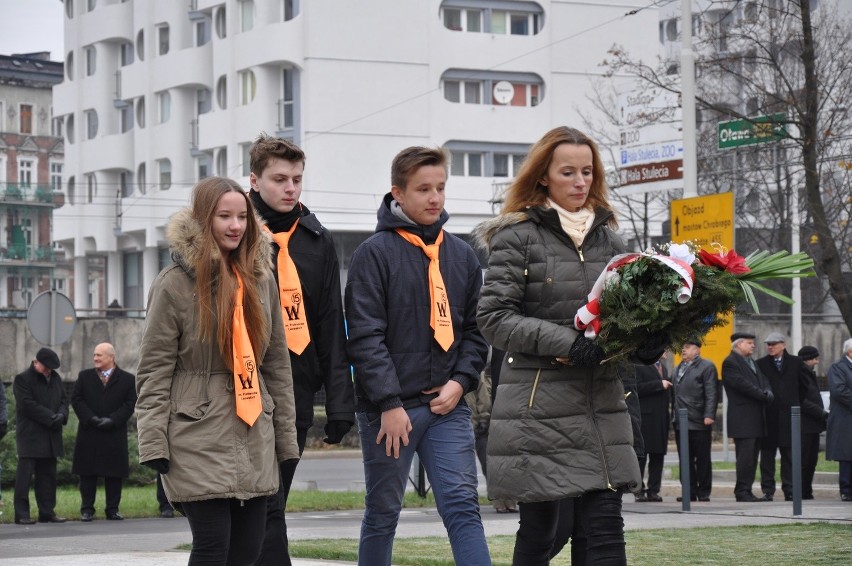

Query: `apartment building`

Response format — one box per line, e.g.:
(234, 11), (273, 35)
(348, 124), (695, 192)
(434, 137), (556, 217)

(52, 0), (660, 311)
(0, 51), (66, 311)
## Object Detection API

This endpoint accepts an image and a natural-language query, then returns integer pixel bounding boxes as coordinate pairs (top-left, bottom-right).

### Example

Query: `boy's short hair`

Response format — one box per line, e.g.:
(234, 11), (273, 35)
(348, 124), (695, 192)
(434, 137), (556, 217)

(249, 133), (306, 176)
(391, 146), (448, 189)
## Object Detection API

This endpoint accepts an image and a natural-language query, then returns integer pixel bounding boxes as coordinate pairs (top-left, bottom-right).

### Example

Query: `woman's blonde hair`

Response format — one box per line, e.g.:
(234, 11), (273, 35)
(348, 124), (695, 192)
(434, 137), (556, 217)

(502, 126), (616, 227)
(190, 176), (269, 367)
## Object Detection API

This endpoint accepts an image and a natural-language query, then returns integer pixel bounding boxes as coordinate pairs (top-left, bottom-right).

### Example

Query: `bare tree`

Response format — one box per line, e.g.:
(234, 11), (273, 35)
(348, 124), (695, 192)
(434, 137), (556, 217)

(603, 0), (852, 327)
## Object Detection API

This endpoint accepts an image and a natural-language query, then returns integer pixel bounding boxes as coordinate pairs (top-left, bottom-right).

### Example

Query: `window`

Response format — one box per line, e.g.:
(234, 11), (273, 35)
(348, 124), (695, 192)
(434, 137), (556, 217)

(239, 70), (256, 105)
(491, 10), (540, 35)
(119, 170), (134, 197)
(197, 155), (211, 180)
(136, 29), (145, 60)
(158, 159), (171, 190)
(19, 158), (34, 186)
(196, 19), (211, 46)
(51, 113), (63, 137)
(240, 0), (254, 32)
(197, 88), (212, 115)
(119, 41), (134, 66)
(446, 142), (528, 177)
(158, 25), (170, 55)
(279, 68), (294, 129)
(442, 70), (543, 107)
(136, 96), (146, 128)
(283, 0), (297, 21)
(67, 51), (74, 79)
(666, 19), (678, 41)
(50, 162), (63, 192)
(20, 104), (33, 133)
(443, 3), (539, 34)
(443, 8), (482, 32)
(137, 162), (146, 194)
(85, 109), (98, 138)
(215, 7), (227, 38)
(66, 0), (74, 18)
(241, 142), (252, 176)
(119, 103), (134, 133)
(67, 113), (75, 143)
(216, 147), (228, 176)
(87, 0), (96, 11)
(216, 75), (227, 109)
(67, 176), (76, 204)
(158, 91), (171, 123)
(86, 173), (97, 203)
(85, 45), (96, 75)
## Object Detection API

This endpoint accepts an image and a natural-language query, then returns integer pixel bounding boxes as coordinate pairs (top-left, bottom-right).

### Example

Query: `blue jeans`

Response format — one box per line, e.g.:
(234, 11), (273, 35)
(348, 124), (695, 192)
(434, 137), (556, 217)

(357, 404), (491, 566)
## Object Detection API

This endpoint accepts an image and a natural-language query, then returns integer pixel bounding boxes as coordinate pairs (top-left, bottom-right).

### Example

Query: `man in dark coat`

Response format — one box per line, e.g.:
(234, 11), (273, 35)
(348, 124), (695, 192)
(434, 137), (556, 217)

(248, 135), (355, 566)
(13, 347), (69, 524)
(721, 332), (774, 502)
(797, 346), (828, 500)
(672, 339), (717, 502)
(756, 332), (815, 501)
(71, 343), (137, 521)
(635, 356), (671, 502)
(0, 378), (7, 509)
(826, 338), (852, 501)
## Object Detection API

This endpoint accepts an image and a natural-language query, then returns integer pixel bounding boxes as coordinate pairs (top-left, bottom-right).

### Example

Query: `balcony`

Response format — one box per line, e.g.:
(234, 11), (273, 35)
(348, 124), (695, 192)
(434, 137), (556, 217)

(0, 183), (62, 207)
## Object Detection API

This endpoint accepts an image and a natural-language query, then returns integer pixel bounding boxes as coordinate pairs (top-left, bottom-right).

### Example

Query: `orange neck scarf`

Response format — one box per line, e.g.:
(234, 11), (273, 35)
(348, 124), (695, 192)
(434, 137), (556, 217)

(264, 223), (311, 355)
(395, 228), (454, 351)
(233, 270), (262, 426)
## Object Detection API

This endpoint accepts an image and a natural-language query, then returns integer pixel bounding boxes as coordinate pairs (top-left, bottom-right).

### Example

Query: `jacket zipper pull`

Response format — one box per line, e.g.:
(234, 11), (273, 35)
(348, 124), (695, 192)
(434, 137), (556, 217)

(578, 248), (585, 262)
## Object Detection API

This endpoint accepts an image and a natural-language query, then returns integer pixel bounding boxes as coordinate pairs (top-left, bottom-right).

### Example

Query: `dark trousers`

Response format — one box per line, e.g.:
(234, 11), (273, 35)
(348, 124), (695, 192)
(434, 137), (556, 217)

(256, 427), (308, 566)
(675, 428), (713, 499)
(733, 437), (761, 498)
(759, 441), (792, 497)
(157, 474), (173, 513)
(839, 461), (852, 496)
(513, 491), (626, 566)
(182, 496), (267, 566)
(637, 453), (665, 496)
(14, 457), (57, 520)
(801, 433), (820, 498)
(79, 475), (123, 515)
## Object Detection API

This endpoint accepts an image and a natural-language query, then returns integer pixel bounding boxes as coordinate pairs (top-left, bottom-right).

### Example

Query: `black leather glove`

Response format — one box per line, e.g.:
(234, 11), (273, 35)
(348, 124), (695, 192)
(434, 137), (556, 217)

(0, 422), (7, 439)
(763, 389), (775, 404)
(89, 416), (104, 427)
(323, 420), (353, 444)
(568, 335), (606, 368)
(142, 458), (170, 475)
(50, 413), (64, 430)
(630, 333), (672, 365)
(96, 417), (115, 430)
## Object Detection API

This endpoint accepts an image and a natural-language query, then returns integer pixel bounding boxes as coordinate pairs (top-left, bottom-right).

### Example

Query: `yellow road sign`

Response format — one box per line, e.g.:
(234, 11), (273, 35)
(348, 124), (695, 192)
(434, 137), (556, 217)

(670, 192), (735, 378)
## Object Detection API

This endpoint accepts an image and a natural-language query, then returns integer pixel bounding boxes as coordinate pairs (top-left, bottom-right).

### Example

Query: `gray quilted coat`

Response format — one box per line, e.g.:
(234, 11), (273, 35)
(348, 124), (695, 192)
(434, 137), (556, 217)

(475, 206), (641, 502)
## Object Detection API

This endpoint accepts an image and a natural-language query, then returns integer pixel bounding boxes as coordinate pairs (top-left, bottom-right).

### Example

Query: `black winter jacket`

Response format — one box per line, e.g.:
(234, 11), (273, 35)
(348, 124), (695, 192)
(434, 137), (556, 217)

(14, 364), (69, 458)
(253, 197), (354, 430)
(345, 193), (488, 413)
(757, 351), (815, 447)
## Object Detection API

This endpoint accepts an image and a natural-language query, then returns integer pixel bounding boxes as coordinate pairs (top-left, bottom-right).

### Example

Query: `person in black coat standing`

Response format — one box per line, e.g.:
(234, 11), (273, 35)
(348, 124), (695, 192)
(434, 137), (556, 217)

(797, 346), (828, 500)
(755, 332), (816, 501)
(72, 343), (137, 521)
(672, 339), (718, 502)
(721, 332), (774, 502)
(635, 356), (671, 502)
(13, 347), (69, 524)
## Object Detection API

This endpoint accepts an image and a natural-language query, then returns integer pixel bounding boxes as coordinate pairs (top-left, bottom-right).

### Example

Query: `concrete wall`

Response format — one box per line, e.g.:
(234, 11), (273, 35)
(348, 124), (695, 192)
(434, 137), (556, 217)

(0, 316), (146, 383)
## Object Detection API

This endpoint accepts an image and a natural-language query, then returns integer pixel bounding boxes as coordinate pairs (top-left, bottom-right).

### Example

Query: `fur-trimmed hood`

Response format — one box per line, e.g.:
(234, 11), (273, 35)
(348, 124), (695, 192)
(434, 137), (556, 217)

(471, 211), (530, 252)
(165, 208), (273, 279)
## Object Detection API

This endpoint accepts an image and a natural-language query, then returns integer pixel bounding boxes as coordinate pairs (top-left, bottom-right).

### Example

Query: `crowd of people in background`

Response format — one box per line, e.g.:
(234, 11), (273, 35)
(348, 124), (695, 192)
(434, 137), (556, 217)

(2, 127), (852, 566)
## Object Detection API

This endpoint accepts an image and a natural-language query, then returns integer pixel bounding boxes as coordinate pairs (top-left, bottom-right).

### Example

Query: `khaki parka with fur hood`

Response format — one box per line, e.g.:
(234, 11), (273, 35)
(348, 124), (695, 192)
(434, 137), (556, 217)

(475, 206), (641, 502)
(136, 209), (299, 503)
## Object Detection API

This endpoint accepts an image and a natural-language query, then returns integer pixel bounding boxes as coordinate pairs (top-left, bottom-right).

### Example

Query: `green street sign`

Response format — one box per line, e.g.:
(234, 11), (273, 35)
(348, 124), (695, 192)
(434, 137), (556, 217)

(717, 113), (787, 150)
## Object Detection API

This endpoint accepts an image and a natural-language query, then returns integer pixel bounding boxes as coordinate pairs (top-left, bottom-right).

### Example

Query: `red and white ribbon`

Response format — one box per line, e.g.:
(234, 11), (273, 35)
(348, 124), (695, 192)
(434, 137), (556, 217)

(574, 252), (696, 339)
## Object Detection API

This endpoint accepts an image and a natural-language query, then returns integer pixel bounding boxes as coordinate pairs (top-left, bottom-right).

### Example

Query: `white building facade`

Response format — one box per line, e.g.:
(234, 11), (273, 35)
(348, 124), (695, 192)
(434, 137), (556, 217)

(53, 0), (660, 311)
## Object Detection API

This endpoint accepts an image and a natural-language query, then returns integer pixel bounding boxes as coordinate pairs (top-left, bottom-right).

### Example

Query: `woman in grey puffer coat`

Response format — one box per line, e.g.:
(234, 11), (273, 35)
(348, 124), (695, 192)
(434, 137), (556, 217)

(476, 127), (640, 566)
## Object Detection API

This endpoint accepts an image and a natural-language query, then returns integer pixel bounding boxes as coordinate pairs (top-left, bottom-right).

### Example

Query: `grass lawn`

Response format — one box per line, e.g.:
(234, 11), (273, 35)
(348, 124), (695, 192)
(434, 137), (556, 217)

(290, 523), (852, 565)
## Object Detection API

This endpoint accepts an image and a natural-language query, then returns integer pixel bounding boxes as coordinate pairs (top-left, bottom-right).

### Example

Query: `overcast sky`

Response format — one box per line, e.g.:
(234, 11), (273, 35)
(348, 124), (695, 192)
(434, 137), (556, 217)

(0, 0), (65, 61)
